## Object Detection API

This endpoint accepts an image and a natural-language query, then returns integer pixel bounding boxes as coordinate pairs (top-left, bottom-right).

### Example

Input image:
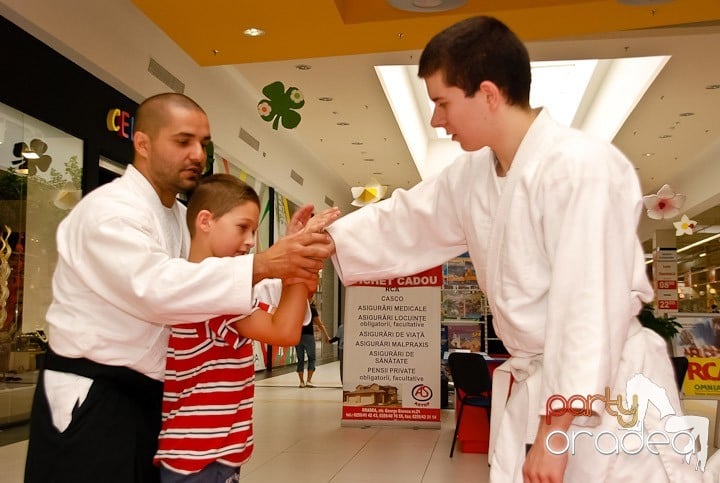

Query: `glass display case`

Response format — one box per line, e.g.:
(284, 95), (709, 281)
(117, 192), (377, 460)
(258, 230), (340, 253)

(0, 101), (83, 381)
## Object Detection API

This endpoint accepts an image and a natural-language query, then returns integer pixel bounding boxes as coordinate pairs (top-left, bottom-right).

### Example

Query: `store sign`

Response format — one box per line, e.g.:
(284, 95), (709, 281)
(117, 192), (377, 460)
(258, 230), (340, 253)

(683, 357), (720, 397)
(672, 315), (720, 396)
(654, 248), (679, 315)
(106, 108), (134, 140)
(341, 267), (441, 428)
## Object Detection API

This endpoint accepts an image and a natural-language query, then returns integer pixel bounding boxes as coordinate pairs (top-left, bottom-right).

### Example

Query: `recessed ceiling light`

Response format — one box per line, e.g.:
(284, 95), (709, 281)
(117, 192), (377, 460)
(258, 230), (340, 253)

(658, 134), (672, 138)
(679, 112), (695, 116)
(363, 158), (375, 162)
(706, 84), (720, 90)
(295, 64), (312, 70)
(413, 0), (442, 7)
(643, 152), (654, 157)
(372, 172), (383, 175)
(616, 0), (673, 4)
(388, 0), (467, 12)
(318, 97), (333, 102)
(243, 28), (265, 37)
(337, 122), (350, 126)
(352, 141), (364, 145)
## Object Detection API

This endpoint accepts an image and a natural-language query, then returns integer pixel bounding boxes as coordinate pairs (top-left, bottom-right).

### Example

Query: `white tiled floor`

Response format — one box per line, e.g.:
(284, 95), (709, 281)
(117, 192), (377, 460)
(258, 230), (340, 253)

(2, 362), (718, 482)
(242, 361), (488, 483)
(0, 362), (488, 483)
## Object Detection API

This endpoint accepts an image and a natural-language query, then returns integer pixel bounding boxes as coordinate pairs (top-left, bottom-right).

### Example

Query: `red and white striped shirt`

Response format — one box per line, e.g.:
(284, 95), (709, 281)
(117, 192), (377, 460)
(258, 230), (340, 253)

(154, 308), (269, 474)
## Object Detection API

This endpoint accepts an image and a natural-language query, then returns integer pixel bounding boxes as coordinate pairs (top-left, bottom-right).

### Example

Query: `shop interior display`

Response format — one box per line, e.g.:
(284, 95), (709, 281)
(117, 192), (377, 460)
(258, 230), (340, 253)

(441, 254), (507, 357)
(0, 102), (83, 427)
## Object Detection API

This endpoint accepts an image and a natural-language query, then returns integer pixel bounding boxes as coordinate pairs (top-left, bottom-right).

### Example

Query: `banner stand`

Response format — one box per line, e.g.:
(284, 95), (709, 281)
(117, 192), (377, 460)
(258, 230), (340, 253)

(341, 267), (442, 428)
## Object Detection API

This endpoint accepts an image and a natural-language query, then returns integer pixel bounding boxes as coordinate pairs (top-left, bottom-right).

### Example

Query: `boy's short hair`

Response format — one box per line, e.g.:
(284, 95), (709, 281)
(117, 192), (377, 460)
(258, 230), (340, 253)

(186, 174), (260, 236)
(418, 16), (531, 108)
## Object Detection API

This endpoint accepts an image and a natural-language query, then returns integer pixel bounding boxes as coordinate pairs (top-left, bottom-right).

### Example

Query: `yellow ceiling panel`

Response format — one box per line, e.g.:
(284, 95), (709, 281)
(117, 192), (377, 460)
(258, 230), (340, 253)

(132, 0), (720, 65)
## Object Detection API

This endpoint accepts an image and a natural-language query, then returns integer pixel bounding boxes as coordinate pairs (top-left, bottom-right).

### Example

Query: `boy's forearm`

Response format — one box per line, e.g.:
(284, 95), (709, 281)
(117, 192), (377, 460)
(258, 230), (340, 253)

(230, 284), (308, 345)
(272, 283), (310, 344)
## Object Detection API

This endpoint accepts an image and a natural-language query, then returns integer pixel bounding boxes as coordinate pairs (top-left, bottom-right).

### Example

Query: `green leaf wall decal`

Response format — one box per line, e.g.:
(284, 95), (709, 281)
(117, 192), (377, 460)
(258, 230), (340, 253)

(258, 81), (305, 130)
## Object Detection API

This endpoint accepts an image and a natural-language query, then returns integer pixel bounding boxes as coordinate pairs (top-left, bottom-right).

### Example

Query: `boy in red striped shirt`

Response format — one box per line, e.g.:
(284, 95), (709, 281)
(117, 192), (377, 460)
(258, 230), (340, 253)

(154, 174), (337, 482)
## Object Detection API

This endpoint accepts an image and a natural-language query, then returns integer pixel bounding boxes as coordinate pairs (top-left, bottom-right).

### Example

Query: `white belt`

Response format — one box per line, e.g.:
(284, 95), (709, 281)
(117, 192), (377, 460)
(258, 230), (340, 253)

(488, 354), (544, 463)
(488, 319), (644, 470)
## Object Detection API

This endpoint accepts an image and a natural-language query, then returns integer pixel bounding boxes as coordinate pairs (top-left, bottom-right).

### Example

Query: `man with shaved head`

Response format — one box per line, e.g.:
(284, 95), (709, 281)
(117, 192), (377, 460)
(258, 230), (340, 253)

(24, 93), (334, 483)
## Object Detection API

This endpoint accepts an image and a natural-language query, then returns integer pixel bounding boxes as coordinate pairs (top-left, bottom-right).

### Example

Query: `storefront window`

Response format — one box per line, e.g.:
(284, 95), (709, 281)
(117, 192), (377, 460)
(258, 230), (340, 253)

(678, 239), (720, 313)
(0, 102), (83, 354)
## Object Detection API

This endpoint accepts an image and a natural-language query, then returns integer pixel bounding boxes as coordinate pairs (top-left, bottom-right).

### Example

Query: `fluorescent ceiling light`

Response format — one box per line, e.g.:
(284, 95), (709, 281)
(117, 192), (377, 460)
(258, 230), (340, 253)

(529, 60), (597, 127)
(22, 149), (40, 160)
(376, 56), (670, 180)
(677, 233), (720, 253)
(375, 65), (429, 174)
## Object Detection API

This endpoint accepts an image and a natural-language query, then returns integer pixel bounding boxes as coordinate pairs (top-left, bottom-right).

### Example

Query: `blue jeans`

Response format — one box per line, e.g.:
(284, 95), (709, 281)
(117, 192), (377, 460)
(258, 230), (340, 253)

(296, 333), (316, 372)
(160, 462), (240, 483)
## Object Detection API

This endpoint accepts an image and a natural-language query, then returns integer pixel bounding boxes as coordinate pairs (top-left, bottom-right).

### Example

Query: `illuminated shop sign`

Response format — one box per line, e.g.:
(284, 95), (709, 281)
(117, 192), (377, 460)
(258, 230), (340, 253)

(106, 108), (134, 140)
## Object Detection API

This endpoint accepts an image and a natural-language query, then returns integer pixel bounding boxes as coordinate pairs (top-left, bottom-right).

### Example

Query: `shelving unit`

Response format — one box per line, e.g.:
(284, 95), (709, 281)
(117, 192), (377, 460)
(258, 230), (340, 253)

(440, 254), (506, 355)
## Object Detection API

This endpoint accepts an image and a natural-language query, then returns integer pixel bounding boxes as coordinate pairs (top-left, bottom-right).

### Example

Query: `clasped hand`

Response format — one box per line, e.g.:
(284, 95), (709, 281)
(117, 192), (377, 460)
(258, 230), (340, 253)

(254, 204), (340, 292)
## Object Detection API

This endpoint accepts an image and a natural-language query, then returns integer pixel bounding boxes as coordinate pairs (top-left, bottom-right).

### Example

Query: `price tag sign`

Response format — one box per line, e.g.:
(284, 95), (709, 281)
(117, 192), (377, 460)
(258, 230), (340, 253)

(656, 279), (677, 290)
(657, 299), (678, 311)
(654, 249), (678, 315)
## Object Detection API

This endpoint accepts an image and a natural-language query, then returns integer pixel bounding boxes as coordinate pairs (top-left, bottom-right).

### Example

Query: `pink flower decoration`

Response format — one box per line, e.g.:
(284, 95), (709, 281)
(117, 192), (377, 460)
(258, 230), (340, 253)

(257, 101), (271, 117)
(643, 184), (686, 220)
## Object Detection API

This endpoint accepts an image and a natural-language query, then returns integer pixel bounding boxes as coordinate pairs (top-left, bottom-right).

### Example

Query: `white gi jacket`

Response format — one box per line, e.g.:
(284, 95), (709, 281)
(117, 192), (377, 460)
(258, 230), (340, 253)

(47, 165), (255, 380)
(327, 109), (704, 482)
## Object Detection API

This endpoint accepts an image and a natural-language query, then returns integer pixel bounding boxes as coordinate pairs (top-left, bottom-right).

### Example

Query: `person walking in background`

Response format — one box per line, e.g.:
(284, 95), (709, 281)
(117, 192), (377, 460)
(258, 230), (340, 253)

(296, 300), (330, 387)
(155, 174), (337, 482)
(24, 92), (335, 483)
(325, 16), (705, 482)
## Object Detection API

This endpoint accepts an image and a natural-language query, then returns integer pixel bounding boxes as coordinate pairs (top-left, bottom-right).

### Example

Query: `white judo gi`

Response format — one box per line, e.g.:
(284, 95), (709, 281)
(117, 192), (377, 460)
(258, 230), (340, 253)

(327, 109), (706, 482)
(42, 164), (257, 430)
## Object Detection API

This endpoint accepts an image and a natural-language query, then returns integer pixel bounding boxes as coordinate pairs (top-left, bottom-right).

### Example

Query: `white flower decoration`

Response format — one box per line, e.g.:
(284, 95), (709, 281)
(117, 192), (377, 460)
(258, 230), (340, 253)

(289, 88), (304, 104)
(673, 214), (697, 236)
(351, 179), (387, 207)
(643, 184), (686, 220)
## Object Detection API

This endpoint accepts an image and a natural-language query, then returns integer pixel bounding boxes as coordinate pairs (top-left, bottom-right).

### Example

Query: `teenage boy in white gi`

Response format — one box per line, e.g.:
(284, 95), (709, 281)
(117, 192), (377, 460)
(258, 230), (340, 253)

(325, 16), (707, 483)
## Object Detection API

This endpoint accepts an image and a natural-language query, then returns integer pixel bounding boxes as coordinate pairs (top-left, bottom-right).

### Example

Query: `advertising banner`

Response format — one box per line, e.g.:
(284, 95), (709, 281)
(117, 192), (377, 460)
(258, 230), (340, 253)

(341, 267), (442, 428)
(672, 314), (720, 397)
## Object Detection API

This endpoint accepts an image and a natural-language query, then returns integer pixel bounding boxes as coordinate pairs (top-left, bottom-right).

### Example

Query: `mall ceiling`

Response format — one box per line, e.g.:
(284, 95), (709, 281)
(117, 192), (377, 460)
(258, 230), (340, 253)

(132, 0), (720, 65)
(131, 0), (720, 250)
